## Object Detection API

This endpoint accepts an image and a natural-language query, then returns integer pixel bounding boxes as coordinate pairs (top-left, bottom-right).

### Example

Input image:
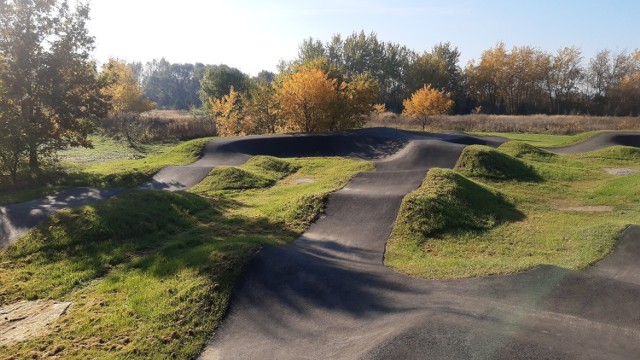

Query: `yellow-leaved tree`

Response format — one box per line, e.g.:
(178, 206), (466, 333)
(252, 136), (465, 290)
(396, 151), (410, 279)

(101, 59), (155, 114)
(276, 67), (339, 133)
(275, 64), (378, 133)
(210, 86), (244, 136)
(402, 84), (453, 131)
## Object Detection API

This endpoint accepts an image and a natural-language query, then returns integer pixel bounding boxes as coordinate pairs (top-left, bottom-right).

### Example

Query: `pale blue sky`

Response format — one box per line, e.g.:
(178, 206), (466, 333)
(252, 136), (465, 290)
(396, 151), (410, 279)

(88, 0), (639, 75)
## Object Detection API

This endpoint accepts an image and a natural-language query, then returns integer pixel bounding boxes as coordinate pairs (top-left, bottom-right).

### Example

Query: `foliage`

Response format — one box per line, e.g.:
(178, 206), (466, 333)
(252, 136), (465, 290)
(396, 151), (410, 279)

(210, 86), (244, 136)
(274, 64), (377, 133)
(100, 58), (155, 114)
(199, 64), (249, 109)
(140, 58), (206, 110)
(297, 31), (412, 110)
(0, 0), (108, 176)
(241, 79), (281, 134)
(402, 84), (454, 130)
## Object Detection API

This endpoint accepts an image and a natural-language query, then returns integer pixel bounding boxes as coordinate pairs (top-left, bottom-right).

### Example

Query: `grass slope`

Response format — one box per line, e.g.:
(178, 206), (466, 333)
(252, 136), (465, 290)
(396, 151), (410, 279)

(0, 136), (210, 206)
(0, 156), (372, 359)
(454, 145), (540, 181)
(386, 141), (640, 278)
(469, 130), (606, 148)
(191, 156), (300, 191)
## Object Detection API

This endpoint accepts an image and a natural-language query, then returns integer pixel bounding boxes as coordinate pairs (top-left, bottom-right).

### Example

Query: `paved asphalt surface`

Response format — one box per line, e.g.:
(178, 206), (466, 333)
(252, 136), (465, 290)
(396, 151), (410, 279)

(1, 128), (639, 359)
(197, 129), (640, 360)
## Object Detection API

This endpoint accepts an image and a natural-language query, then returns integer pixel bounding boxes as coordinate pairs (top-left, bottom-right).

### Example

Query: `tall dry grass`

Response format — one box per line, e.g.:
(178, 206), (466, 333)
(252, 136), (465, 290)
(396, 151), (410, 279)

(100, 110), (216, 143)
(366, 112), (640, 134)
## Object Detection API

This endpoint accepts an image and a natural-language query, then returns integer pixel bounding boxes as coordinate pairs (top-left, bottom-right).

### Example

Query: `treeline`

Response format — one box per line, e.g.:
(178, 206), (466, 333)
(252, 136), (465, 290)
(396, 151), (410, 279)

(145, 31), (639, 116)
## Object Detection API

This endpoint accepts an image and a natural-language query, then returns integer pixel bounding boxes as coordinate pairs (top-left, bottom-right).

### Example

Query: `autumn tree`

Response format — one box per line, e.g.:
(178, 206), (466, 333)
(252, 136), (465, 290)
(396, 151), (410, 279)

(0, 0), (108, 175)
(275, 64), (377, 133)
(210, 86), (244, 136)
(242, 79), (281, 134)
(101, 58), (155, 114)
(402, 85), (453, 131)
(199, 64), (249, 109)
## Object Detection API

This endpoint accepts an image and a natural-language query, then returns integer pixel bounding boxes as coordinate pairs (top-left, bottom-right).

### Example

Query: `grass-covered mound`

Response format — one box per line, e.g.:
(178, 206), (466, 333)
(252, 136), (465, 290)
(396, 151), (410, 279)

(386, 142), (640, 279)
(454, 145), (540, 181)
(498, 141), (556, 160)
(191, 156), (299, 192)
(578, 146), (640, 161)
(396, 168), (522, 238)
(0, 156), (372, 359)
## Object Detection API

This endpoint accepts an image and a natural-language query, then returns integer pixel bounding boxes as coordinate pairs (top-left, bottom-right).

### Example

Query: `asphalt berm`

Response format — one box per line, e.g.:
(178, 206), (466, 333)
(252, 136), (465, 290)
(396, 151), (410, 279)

(1, 128), (640, 359)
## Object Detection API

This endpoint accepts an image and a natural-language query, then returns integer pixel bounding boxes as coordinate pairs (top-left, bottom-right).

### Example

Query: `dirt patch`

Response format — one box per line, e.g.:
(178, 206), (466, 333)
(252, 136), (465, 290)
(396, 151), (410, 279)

(604, 168), (639, 175)
(0, 300), (71, 346)
(291, 178), (316, 185)
(557, 206), (614, 212)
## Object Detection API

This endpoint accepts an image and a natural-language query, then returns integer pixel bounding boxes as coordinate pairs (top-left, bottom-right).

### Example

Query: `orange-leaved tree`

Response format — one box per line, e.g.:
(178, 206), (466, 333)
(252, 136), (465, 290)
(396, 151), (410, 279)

(402, 84), (453, 131)
(275, 63), (378, 133)
(275, 67), (339, 133)
(210, 86), (244, 136)
(101, 59), (155, 114)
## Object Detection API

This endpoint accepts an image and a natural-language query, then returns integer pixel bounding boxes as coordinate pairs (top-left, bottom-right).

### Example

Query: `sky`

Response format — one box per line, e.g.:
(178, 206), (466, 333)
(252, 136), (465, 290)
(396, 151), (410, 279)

(87, 0), (640, 75)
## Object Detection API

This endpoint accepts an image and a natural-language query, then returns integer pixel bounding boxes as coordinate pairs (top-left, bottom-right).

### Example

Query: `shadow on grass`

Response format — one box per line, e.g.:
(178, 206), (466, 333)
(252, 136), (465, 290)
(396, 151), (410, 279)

(1, 190), (299, 298)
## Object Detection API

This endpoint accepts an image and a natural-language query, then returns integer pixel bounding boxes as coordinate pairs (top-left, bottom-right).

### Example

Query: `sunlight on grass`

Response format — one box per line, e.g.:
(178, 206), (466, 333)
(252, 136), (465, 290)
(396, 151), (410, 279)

(386, 141), (640, 278)
(0, 156), (372, 359)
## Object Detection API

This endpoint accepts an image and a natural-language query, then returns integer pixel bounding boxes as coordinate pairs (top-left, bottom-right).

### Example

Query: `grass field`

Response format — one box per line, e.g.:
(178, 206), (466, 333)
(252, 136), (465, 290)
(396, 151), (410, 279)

(0, 156), (372, 359)
(0, 136), (209, 206)
(385, 142), (640, 278)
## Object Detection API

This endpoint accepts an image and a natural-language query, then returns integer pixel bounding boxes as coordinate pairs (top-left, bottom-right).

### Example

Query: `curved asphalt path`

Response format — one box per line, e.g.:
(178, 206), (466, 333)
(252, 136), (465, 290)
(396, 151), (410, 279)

(1, 129), (639, 359)
(197, 129), (640, 359)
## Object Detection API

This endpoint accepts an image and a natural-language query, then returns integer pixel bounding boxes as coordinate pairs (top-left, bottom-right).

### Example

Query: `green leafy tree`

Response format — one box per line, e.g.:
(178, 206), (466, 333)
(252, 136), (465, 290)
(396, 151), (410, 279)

(0, 0), (108, 175)
(199, 64), (249, 109)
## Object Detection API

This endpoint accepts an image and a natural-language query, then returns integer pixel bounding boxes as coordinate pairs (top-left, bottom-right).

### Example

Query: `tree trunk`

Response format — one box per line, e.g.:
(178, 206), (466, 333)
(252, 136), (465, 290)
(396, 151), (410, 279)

(28, 145), (39, 176)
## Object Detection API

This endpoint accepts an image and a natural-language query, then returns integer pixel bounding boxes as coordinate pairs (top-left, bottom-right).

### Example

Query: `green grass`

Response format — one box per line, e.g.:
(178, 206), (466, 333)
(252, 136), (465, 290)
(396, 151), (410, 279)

(0, 136), (211, 206)
(470, 130), (606, 148)
(386, 140), (640, 278)
(0, 156), (372, 359)
(454, 145), (541, 181)
(190, 156), (300, 191)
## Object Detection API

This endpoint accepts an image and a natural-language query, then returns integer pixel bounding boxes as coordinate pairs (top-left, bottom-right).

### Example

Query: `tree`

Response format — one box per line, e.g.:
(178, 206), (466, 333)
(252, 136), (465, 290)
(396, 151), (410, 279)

(199, 64), (249, 109)
(210, 86), (244, 136)
(0, 0), (108, 174)
(242, 79), (281, 134)
(546, 47), (583, 114)
(276, 67), (339, 133)
(275, 64), (377, 133)
(402, 84), (453, 131)
(101, 58), (155, 114)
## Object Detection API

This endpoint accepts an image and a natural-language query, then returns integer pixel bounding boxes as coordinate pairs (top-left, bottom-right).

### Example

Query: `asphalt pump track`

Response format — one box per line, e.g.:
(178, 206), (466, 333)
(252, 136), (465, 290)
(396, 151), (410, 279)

(1, 129), (640, 359)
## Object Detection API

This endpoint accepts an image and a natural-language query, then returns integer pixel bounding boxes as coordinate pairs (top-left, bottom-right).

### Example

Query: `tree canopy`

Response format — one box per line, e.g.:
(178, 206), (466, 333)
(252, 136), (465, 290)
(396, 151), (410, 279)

(101, 58), (155, 114)
(0, 0), (108, 178)
(402, 85), (454, 131)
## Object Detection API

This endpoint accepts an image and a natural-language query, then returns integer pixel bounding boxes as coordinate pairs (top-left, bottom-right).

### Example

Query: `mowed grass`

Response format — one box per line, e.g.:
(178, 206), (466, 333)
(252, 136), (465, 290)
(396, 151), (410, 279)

(385, 141), (640, 278)
(0, 156), (372, 359)
(468, 130), (606, 148)
(0, 136), (209, 206)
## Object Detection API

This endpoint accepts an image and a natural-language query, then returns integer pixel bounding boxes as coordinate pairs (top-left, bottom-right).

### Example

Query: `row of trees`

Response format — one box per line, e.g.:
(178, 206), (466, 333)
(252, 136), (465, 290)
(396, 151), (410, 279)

(209, 60), (378, 136)
(467, 43), (640, 115)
